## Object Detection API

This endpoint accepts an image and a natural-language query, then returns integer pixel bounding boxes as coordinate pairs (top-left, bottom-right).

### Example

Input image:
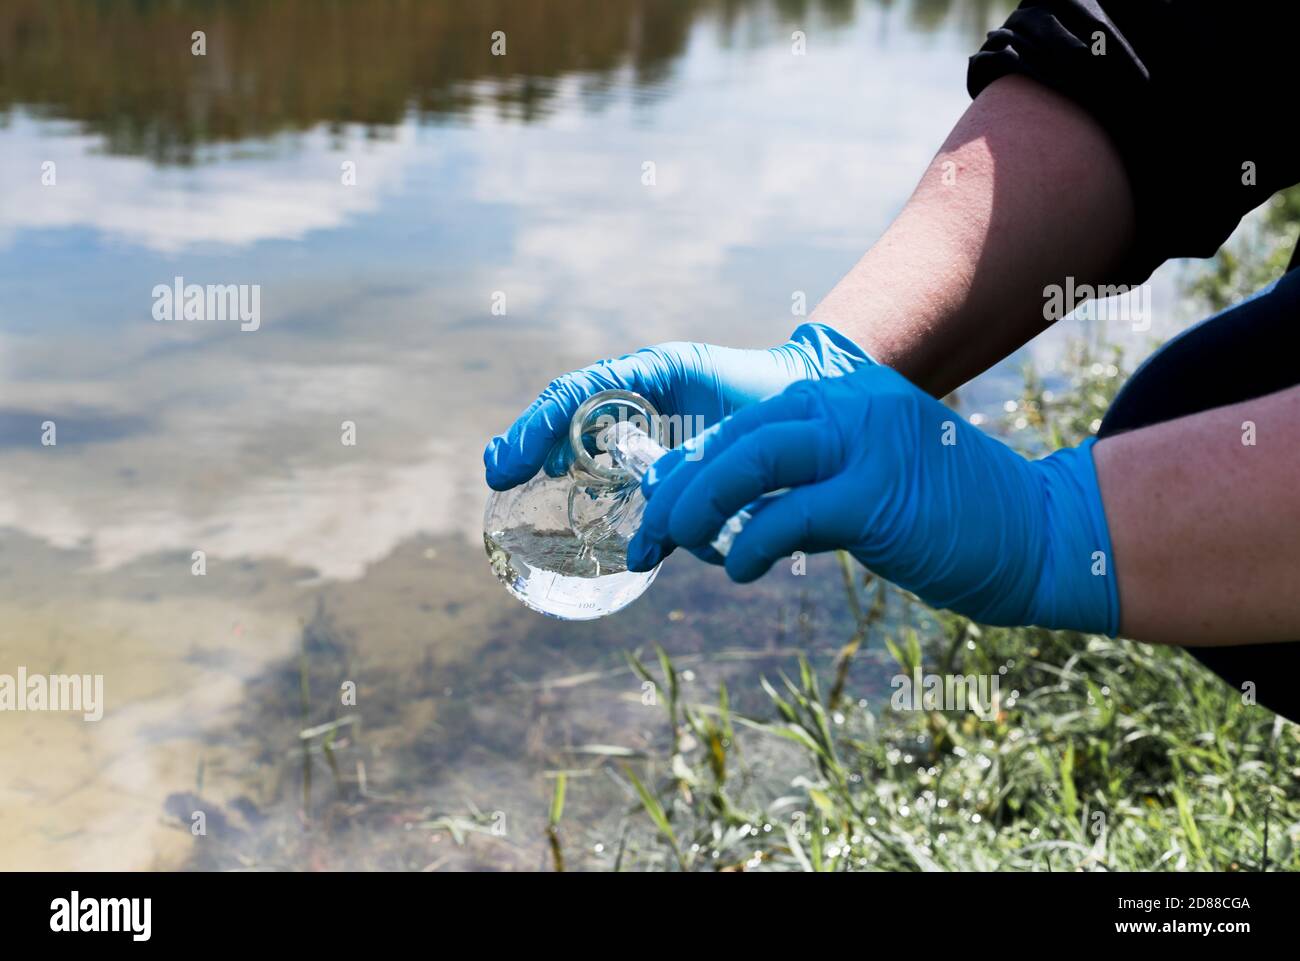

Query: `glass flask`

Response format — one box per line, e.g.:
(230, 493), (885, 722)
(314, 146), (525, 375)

(483, 390), (665, 620)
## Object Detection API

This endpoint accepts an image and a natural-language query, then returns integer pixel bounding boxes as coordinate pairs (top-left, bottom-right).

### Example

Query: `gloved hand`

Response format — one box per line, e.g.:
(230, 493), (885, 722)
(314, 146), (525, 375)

(627, 365), (1120, 635)
(483, 322), (873, 491)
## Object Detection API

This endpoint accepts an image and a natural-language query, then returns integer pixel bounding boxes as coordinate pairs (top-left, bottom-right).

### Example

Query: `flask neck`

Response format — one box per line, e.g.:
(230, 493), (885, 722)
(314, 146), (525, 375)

(597, 421), (668, 483)
(568, 390), (661, 485)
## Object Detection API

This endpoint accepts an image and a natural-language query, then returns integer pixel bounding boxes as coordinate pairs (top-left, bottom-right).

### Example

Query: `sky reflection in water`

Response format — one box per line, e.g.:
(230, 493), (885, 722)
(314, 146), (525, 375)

(0, 0), (1184, 870)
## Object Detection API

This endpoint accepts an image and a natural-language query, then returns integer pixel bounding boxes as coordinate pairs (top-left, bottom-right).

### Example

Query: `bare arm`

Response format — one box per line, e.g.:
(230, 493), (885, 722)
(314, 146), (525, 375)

(811, 74), (1137, 397)
(813, 74), (1300, 645)
(1093, 386), (1300, 646)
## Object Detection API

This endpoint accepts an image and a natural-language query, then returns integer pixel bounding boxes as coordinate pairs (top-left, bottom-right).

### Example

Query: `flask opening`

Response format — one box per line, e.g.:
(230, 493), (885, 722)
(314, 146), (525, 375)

(568, 390), (661, 485)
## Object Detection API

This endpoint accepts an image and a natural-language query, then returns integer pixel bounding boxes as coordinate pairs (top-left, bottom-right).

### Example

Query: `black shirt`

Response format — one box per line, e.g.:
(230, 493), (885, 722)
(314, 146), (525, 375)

(968, 1), (1300, 282)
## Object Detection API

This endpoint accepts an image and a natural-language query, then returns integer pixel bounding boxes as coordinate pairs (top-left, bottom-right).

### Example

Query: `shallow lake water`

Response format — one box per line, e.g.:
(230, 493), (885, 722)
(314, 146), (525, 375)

(0, 0), (1188, 869)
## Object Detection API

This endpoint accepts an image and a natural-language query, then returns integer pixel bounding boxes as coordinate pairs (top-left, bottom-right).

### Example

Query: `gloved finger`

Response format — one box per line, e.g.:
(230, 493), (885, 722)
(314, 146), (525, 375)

(722, 481), (849, 583)
(625, 534), (721, 573)
(484, 376), (586, 490)
(628, 435), (725, 570)
(627, 447), (683, 571)
(633, 385), (824, 562)
(629, 441), (720, 570)
(667, 419), (842, 549)
(686, 544), (726, 566)
(639, 444), (688, 499)
(630, 428), (723, 569)
(484, 356), (659, 491)
(640, 381), (822, 502)
(626, 517), (673, 573)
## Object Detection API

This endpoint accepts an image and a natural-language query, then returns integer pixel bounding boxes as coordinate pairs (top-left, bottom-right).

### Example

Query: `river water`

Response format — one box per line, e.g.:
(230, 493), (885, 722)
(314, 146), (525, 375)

(0, 0), (1189, 869)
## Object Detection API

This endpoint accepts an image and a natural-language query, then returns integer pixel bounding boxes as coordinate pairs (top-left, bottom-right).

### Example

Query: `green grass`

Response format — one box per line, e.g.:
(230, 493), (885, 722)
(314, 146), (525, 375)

(201, 197), (1300, 872)
(586, 294), (1300, 872)
(606, 610), (1298, 870)
(1185, 186), (1300, 312)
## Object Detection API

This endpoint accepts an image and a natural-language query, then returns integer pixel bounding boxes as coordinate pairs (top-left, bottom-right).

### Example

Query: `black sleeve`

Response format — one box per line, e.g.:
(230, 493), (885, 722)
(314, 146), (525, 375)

(968, 1), (1300, 281)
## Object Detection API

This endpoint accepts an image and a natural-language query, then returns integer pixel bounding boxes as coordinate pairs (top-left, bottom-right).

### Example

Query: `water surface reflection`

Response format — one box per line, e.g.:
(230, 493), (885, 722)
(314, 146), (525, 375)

(6, 0), (1180, 870)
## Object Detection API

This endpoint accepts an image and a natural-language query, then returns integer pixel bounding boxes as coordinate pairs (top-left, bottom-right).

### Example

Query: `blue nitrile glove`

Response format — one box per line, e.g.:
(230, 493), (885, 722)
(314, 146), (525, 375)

(483, 322), (873, 491)
(627, 366), (1120, 635)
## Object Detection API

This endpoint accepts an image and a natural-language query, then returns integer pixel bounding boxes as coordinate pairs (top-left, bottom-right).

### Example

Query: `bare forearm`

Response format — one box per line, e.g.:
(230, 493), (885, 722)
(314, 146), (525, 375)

(1094, 385), (1300, 645)
(811, 75), (1137, 397)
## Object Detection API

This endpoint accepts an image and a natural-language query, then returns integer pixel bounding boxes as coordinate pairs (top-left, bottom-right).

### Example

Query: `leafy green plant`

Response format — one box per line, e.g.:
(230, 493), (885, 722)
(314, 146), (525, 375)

(1186, 185), (1300, 312)
(602, 314), (1300, 872)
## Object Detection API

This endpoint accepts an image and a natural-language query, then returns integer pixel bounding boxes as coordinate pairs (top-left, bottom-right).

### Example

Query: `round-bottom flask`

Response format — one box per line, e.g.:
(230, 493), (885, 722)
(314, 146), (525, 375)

(483, 390), (663, 620)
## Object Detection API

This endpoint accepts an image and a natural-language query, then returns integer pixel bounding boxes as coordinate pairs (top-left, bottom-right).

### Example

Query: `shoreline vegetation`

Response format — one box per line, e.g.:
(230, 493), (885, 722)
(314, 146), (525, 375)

(592, 337), (1296, 871)
(581, 188), (1300, 872)
(165, 188), (1300, 872)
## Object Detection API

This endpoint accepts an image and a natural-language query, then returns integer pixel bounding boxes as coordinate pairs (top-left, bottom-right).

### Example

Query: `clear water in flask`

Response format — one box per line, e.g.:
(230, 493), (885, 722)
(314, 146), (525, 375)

(483, 390), (663, 620)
